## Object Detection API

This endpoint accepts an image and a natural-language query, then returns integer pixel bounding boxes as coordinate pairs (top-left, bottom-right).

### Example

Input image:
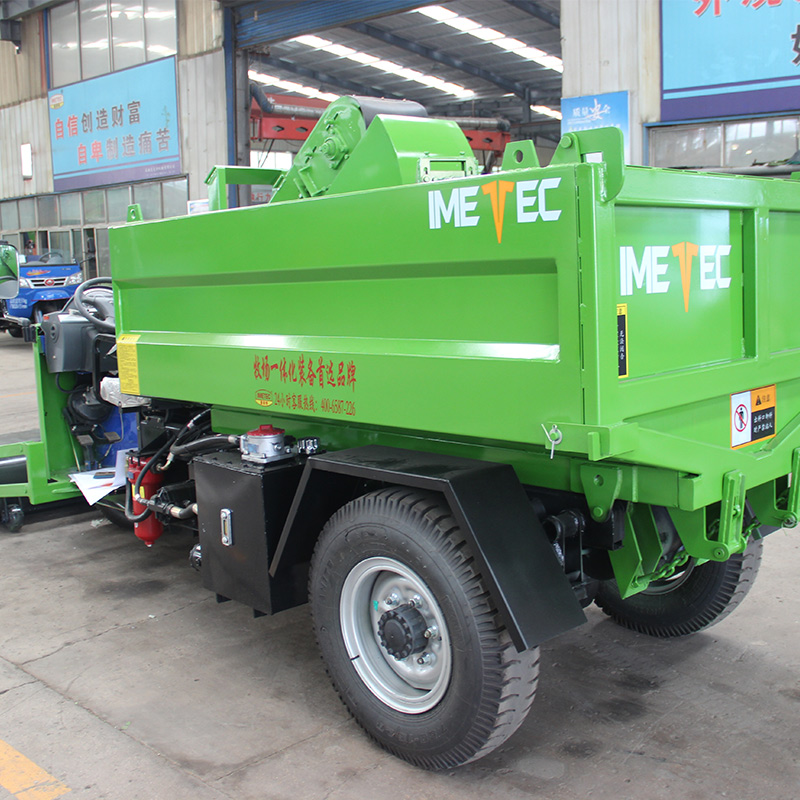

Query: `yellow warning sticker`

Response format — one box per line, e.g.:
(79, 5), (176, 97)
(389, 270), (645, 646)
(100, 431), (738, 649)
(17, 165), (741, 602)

(731, 384), (776, 449)
(117, 334), (141, 395)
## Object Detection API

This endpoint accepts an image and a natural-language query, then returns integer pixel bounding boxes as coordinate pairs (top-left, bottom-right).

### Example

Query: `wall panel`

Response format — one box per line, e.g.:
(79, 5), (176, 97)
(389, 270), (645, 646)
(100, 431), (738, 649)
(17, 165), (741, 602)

(178, 50), (227, 200)
(0, 98), (53, 199)
(0, 13), (44, 108)
(179, 0), (223, 58)
(561, 0), (660, 165)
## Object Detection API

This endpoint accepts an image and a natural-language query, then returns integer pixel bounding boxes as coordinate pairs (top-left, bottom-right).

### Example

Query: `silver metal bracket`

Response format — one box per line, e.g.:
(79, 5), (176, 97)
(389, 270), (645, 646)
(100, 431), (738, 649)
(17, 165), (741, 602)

(220, 508), (233, 547)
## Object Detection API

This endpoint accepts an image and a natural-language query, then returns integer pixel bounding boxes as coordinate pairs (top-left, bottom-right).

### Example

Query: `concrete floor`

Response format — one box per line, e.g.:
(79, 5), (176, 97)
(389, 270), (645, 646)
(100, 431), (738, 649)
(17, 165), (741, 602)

(1, 332), (799, 800)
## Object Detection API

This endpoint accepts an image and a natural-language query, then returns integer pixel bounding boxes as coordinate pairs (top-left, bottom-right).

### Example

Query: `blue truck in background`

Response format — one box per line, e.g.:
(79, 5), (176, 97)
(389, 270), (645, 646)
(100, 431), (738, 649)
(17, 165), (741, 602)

(0, 250), (83, 337)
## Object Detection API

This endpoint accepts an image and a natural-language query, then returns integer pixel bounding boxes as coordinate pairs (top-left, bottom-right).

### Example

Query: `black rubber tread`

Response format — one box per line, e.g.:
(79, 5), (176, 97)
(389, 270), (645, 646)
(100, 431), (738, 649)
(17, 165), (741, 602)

(595, 536), (763, 638)
(309, 486), (540, 770)
(96, 491), (134, 530)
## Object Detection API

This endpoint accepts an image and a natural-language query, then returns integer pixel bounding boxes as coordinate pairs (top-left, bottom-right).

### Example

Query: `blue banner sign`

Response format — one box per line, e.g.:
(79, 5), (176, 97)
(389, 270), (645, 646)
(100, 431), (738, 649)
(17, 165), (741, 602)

(662, 0), (800, 120)
(48, 58), (181, 192)
(561, 91), (630, 162)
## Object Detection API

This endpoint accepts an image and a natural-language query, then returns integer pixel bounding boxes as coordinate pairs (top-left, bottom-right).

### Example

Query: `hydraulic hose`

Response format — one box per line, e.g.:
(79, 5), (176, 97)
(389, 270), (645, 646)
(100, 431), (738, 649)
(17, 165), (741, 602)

(168, 435), (239, 457)
(157, 408), (212, 472)
(125, 410), (233, 522)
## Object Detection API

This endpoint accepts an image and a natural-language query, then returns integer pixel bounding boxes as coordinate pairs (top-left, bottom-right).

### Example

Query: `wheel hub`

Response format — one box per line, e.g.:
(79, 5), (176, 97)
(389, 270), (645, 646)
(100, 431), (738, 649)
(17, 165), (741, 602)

(339, 556), (452, 713)
(377, 603), (428, 659)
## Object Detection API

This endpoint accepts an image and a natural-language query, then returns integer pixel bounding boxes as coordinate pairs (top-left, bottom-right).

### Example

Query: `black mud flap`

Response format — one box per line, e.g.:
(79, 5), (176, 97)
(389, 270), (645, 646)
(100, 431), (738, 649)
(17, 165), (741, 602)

(270, 445), (586, 651)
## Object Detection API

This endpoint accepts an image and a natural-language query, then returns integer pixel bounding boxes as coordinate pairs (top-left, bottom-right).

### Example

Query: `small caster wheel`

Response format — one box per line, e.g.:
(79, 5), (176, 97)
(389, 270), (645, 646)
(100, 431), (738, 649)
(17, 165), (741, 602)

(1, 502), (25, 533)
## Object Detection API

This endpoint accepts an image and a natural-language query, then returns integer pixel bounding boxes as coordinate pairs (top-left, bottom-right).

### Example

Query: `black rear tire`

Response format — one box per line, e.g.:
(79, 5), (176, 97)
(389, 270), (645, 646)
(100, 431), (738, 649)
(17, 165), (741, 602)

(7, 327), (22, 338)
(595, 536), (763, 637)
(309, 487), (540, 770)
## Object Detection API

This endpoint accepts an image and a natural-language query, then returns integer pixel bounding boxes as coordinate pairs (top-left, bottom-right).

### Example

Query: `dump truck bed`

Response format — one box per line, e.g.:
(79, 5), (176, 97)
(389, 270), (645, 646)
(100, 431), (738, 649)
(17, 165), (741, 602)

(110, 144), (800, 515)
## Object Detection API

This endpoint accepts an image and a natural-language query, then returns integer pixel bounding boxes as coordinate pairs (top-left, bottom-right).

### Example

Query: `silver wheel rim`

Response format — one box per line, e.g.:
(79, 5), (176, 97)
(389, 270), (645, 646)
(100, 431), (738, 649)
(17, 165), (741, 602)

(642, 559), (697, 596)
(339, 556), (452, 714)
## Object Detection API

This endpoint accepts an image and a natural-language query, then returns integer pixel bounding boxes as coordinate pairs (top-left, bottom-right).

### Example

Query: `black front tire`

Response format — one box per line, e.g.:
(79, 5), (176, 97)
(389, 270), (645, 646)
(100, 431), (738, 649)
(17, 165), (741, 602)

(595, 536), (763, 637)
(7, 327), (22, 338)
(309, 487), (540, 770)
(96, 490), (134, 530)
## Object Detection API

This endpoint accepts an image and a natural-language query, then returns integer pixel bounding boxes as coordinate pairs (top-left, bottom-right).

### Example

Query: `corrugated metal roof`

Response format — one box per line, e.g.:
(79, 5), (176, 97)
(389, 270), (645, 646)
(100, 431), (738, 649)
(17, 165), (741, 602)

(234, 0), (562, 139)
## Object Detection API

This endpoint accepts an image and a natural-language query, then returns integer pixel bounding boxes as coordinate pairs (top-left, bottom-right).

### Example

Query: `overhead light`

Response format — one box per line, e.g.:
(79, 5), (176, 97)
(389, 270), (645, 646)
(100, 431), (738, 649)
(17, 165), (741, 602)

(530, 105), (562, 120)
(417, 5), (564, 73)
(348, 52), (380, 64)
(248, 70), (340, 102)
(494, 37), (526, 51)
(324, 44), (356, 57)
(294, 35), (329, 48)
(290, 34), (474, 99)
(443, 17), (480, 32)
(469, 27), (504, 41)
(416, 5), (458, 21)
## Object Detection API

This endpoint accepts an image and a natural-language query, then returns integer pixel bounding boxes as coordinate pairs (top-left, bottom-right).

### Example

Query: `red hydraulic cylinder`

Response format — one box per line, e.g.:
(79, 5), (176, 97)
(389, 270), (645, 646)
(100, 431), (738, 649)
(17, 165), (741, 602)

(127, 455), (164, 546)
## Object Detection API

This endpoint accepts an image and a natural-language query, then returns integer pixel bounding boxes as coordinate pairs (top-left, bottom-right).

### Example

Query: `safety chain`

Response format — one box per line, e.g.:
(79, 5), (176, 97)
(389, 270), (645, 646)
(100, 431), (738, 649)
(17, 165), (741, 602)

(643, 551), (691, 584)
(642, 516), (763, 587)
(742, 517), (764, 541)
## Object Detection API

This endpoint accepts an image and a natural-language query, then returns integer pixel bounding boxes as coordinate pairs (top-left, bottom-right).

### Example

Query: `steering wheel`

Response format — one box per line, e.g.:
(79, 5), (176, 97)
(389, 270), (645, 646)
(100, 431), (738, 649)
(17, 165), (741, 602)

(73, 277), (116, 333)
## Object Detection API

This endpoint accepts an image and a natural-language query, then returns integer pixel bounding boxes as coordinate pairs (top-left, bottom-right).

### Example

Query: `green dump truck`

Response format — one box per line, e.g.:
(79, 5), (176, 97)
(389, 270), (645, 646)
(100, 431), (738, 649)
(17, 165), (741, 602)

(1, 96), (799, 770)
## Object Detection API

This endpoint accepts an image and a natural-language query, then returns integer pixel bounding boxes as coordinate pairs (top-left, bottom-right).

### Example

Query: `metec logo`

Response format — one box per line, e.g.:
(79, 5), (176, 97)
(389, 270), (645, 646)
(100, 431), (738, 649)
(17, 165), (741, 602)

(428, 178), (562, 243)
(619, 241), (732, 312)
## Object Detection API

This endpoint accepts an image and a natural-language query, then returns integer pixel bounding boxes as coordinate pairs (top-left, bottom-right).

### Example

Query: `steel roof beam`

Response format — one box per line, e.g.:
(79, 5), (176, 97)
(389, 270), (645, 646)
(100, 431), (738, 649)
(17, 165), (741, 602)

(250, 54), (403, 100)
(345, 20), (547, 102)
(504, 0), (560, 29)
(233, 0), (429, 49)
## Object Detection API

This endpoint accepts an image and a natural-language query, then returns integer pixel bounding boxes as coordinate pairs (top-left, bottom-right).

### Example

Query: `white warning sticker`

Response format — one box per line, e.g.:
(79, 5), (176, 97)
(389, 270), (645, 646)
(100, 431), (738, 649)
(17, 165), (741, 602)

(730, 385), (776, 449)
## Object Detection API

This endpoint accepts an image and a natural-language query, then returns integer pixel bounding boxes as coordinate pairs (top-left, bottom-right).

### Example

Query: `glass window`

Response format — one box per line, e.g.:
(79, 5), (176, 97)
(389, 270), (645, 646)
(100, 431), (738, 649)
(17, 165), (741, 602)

(60, 193), (82, 225)
(725, 118), (799, 167)
(79, 0), (111, 79)
(145, 0), (177, 60)
(18, 198), (36, 230)
(3, 233), (21, 252)
(84, 190), (107, 223)
(50, 1), (81, 87)
(49, 231), (73, 258)
(37, 195), (59, 228)
(111, 1), (145, 70)
(133, 181), (161, 219)
(106, 185), (132, 221)
(72, 229), (84, 261)
(95, 228), (111, 276)
(652, 116), (800, 170)
(51, 0), (176, 85)
(650, 124), (723, 168)
(161, 178), (187, 218)
(1, 201), (19, 232)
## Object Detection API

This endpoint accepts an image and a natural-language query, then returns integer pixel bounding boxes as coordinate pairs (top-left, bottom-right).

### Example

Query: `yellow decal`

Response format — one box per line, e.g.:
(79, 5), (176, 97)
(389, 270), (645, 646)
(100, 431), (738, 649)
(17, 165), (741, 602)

(255, 390), (273, 407)
(481, 180), (515, 244)
(616, 303), (629, 378)
(731, 384), (776, 449)
(116, 334), (141, 395)
(672, 241), (699, 313)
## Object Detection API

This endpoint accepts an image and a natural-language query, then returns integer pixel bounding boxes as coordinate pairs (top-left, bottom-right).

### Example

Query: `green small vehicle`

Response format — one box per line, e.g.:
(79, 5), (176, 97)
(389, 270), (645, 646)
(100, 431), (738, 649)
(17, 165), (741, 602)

(1, 97), (798, 769)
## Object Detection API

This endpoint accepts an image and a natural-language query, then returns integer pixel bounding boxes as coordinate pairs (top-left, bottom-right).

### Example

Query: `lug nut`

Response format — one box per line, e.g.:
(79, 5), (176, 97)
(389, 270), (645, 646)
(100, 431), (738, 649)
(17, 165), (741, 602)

(424, 625), (438, 639)
(417, 652), (432, 666)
